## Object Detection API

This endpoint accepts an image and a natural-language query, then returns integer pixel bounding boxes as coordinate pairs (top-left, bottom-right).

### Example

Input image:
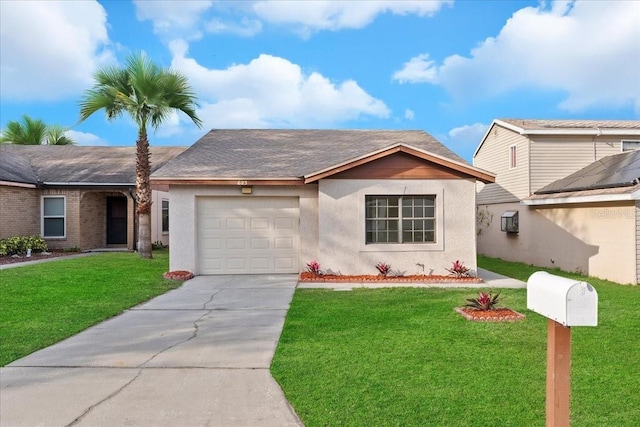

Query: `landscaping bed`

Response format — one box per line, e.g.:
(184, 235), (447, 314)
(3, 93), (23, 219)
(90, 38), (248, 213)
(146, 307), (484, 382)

(299, 272), (483, 283)
(0, 250), (79, 266)
(455, 307), (525, 322)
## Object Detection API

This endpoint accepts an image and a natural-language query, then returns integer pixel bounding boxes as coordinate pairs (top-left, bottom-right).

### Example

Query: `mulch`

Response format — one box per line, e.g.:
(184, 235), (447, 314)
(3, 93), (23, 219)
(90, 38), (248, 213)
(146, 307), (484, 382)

(299, 272), (483, 283)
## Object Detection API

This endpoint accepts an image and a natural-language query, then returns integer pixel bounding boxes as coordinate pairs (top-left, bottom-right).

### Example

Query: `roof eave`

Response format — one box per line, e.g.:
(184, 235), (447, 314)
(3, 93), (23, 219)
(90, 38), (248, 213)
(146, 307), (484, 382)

(305, 143), (496, 184)
(522, 191), (639, 206)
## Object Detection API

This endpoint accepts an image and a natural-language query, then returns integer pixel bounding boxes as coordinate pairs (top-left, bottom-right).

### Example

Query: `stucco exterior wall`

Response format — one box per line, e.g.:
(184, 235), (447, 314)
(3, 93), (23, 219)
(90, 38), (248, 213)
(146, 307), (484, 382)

(319, 179), (477, 276)
(477, 202), (637, 284)
(151, 190), (170, 246)
(168, 185), (319, 273)
(0, 186), (39, 238)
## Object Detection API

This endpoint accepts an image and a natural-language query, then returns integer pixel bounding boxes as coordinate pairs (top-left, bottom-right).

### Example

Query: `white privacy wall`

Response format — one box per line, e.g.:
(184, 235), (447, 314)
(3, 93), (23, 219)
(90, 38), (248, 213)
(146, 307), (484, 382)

(317, 179), (478, 276)
(168, 185), (319, 274)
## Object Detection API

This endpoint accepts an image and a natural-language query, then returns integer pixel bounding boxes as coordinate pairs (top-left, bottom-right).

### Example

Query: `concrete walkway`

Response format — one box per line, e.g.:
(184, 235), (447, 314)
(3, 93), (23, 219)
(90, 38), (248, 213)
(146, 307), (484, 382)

(1, 275), (303, 427)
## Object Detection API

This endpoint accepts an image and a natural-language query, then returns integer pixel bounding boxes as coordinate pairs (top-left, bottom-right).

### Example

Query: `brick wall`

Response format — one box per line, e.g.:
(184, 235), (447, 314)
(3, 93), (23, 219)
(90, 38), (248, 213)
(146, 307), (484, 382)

(41, 189), (81, 250)
(0, 186), (40, 238)
(80, 192), (106, 249)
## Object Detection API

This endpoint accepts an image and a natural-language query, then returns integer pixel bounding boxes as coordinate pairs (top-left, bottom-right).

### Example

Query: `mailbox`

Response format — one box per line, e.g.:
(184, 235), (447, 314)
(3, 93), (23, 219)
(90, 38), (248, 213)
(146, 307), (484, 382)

(527, 271), (598, 327)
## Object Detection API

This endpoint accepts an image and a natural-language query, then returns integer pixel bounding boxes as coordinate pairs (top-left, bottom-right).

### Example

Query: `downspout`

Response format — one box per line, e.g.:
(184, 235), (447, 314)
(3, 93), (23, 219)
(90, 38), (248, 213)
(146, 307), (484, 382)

(128, 188), (138, 251)
(593, 127), (602, 161)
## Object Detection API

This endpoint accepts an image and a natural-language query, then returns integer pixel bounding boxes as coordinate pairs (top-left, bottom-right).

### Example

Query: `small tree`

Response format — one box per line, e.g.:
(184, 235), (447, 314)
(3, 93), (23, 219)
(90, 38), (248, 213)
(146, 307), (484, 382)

(78, 53), (202, 258)
(1, 114), (74, 145)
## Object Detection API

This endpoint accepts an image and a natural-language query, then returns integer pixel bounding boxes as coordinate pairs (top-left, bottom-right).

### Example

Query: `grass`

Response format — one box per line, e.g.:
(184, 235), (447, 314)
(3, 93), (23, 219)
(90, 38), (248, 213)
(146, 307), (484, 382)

(271, 256), (640, 426)
(0, 251), (179, 366)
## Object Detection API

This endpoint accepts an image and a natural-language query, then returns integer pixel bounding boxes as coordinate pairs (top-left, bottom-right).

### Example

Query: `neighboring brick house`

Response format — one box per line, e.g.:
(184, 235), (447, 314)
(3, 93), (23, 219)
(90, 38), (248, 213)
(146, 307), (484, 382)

(0, 145), (185, 251)
(474, 119), (640, 284)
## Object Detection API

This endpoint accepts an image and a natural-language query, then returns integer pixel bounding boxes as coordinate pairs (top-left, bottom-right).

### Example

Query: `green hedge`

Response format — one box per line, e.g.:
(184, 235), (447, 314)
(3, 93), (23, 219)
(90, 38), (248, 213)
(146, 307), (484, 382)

(0, 236), (48, 256)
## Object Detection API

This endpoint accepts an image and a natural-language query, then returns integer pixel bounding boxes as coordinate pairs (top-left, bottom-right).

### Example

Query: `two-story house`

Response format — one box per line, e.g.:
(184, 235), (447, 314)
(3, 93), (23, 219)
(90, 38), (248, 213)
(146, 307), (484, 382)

(473, 119), (640, 285)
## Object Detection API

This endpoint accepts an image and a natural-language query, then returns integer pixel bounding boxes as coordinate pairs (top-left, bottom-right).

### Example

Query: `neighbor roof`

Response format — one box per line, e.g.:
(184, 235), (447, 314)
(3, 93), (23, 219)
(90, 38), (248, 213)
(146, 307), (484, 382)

(474, 118), (640, 158)
(523, 150), (640, 205)
(536, 150), (640, 195)
(151, 129), (493, 183)
(0, 145), (186, 186)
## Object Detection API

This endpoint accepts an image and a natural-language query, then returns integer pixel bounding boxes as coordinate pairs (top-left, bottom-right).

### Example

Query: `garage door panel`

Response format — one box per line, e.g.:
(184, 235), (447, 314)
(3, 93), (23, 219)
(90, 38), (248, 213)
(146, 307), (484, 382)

(197, 197), (299, 275)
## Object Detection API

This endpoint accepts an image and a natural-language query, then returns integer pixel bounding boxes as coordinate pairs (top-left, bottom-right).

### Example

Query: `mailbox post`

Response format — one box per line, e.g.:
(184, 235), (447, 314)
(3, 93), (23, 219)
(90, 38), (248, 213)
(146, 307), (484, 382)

(527, 272), (598, 427)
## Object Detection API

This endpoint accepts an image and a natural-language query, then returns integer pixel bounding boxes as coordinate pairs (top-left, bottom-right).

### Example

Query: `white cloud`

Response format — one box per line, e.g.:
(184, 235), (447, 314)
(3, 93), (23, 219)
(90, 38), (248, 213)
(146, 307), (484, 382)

(0, 0), (113, 101)
(393, 54), (438, 84)
(253, 0), (452, 36)
(404, 109), (415, 120)
(169, 40), (390, 129)
(205, 17), (263, 37)
(65, 130), (109, 146)
(133, 0), (213, 39)
(393, 1), (640, 112)
(447, 123), (488, 146)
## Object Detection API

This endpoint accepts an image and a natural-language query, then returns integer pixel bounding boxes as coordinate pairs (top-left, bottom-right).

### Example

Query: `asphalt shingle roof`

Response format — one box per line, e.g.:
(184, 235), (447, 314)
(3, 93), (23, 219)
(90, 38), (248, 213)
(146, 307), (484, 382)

(0, 145), (186, 185)
(499, 118), (640, 131)
(152, 129), (468, 179)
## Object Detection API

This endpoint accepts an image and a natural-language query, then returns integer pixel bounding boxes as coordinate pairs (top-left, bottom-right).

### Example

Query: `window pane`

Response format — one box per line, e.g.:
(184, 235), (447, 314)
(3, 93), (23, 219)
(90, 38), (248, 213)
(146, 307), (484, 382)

(44, 218), (64, 237)
(388, 231), (398, 242)
(425, 207), (435, 218)
(388, 207), (398, 217)
(425, 231), (435, 242)
(44, 197), (64, 216)
(162, 201), (169, 233)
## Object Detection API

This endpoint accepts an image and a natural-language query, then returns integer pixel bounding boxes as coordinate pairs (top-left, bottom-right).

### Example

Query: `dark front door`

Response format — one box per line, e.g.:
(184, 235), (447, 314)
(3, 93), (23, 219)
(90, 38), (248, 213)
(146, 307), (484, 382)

(106, 197), (128, 245)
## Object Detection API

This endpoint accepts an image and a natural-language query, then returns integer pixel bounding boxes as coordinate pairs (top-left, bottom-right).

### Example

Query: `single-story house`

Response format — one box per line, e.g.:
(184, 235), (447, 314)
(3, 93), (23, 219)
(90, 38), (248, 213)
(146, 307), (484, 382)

(0, 144), (185, 251)
(150, 129), (495, 276)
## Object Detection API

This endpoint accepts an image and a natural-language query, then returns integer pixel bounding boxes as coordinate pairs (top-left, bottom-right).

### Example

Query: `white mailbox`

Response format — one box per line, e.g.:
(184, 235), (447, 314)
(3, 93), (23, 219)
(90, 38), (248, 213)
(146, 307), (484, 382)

(527, 271), (598, 327)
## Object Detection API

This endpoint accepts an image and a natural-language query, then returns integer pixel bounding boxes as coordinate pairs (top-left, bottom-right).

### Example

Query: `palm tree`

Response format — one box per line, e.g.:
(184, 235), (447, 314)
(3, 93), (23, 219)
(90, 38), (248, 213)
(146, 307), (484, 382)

(0, 114), (75, 145)
(78, 53), (202, 259)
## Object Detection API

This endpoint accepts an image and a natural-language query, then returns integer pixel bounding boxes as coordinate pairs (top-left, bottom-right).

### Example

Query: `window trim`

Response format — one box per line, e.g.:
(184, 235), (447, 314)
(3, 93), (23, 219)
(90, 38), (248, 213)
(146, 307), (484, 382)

(41, 195), (66, 239)
(161, 199), (169, 234)
(365, 195), (436, 244)
(509, 144), (517, 169)
(359, 188), (444, 253)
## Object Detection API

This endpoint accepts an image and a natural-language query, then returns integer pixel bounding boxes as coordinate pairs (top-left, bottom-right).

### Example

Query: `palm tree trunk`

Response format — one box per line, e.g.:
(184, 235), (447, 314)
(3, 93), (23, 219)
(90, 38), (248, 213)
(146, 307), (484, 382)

(136, 127), (153, 259)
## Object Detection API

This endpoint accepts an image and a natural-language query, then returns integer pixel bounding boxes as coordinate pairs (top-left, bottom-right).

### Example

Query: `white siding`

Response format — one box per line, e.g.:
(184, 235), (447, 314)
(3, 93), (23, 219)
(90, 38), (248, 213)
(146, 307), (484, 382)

(474, 124), (530, 204)
(529, 135), (623, 193)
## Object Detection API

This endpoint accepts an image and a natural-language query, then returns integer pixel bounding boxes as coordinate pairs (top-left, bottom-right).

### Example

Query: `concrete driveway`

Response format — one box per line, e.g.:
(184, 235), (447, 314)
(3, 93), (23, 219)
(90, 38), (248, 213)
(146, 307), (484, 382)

(1, 275), (303, 427)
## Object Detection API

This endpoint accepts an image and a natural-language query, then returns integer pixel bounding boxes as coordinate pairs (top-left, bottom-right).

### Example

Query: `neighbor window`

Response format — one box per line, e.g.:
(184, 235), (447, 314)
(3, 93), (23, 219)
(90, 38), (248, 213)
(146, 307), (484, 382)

(162, 200), (169, 233)
(365, 195), (436, 244)
(42, 196), (65, 238)
(621, 140), (640, 152)
(509, 145), (517, 168)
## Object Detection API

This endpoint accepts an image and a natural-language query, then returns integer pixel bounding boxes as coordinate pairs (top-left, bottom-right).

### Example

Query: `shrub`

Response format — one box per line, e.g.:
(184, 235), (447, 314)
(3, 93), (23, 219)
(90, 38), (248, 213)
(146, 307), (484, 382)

(152, 240), (166, 250)
(446, 260), (471, 278)
(375, 262), (391, 276)
(306, 261), (322, 275)
(0, 235), (48, 256)
(465, 292), (501, 311)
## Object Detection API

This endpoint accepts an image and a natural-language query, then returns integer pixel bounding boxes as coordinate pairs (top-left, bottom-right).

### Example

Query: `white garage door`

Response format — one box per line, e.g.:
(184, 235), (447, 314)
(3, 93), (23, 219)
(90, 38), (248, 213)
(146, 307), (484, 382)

(197, 197), (299, 274)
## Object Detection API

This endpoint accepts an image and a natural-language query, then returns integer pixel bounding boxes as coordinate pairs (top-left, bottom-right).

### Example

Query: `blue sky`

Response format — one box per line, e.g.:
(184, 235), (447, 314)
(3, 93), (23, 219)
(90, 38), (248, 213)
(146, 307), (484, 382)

(1, 0), (638, 162)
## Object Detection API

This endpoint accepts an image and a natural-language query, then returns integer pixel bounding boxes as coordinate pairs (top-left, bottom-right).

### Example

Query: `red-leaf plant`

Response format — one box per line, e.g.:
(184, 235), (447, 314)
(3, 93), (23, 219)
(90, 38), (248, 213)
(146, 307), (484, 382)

(446, 260), (471, 278)
(375, 262), (391, 276)
(306, 260), (322, 275)
(465, 292), (501, 311)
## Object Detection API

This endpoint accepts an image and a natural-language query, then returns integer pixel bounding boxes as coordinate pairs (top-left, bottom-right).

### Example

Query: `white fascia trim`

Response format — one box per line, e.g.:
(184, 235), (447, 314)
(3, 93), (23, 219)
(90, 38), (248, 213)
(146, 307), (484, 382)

(43, 182), (134, 186)
(521, 192), (637, 206)
(473, 120), (503, 159)
(0, 180), (37, 188)
(149, 177), (301, 181)
(524, 129), (640, 136)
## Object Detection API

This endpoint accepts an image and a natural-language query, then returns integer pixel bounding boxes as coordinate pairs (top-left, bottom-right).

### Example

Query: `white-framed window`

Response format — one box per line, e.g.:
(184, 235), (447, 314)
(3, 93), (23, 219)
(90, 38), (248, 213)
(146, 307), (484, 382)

(161, 200), (169, 233)
(621, 140), (640, 152)
(509, 144), (517, 169)
(42, 196), (66, 238)
(365, 195), (436, 244)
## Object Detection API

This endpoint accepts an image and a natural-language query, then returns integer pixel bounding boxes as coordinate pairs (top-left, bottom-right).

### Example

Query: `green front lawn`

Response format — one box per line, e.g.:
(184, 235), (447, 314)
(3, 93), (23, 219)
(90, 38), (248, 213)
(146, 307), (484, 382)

(272, 257), (640, 426)
(0, 251), (178, 366)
